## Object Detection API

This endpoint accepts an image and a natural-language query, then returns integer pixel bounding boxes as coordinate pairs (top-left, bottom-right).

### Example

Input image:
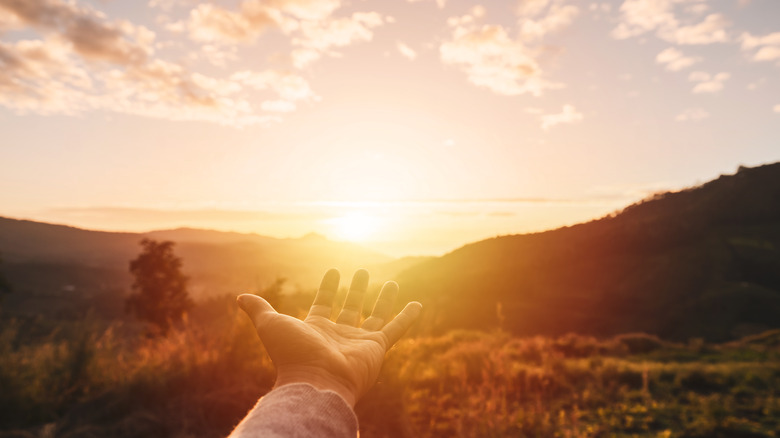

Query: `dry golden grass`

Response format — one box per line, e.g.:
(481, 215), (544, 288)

(1, 299), (779, 437)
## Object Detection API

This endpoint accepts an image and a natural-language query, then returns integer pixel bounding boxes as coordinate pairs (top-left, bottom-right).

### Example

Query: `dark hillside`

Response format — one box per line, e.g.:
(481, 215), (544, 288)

(398, 163), (780, 341)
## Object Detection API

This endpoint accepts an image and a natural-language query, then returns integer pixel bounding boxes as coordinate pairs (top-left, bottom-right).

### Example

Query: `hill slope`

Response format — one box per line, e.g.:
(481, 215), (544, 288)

(397, 163), (780, 341)
(0, 219), (396, 318)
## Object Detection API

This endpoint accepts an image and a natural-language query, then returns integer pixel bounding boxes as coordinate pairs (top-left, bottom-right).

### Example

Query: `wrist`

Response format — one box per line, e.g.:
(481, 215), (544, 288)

(274, 366), (357, 407)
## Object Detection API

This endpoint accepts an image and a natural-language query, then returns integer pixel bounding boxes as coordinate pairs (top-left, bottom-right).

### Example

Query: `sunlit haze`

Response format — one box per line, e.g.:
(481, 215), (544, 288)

(1, 0), (779, 256)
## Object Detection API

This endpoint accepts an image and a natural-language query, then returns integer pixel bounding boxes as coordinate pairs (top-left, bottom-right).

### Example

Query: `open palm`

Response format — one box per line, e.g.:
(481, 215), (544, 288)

(238, 269), (422, 406)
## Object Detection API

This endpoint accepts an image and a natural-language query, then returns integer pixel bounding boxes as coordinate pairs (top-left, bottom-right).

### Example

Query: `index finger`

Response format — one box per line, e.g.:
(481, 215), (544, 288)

(381, 301), (422, 349)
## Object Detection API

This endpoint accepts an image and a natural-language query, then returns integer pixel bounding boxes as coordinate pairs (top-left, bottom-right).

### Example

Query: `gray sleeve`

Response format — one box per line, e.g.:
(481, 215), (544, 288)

(228, 383), (358, 438)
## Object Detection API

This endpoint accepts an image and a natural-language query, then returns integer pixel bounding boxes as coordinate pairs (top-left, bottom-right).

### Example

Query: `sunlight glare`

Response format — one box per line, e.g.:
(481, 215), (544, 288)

(328, 211), (381, 242)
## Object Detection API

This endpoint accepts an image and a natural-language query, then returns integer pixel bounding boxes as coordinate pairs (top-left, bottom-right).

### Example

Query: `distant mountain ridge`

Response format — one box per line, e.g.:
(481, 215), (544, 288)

(0, 218), (400, 318)
(397, 162), (780, 341)
(2, 163), (779, 341)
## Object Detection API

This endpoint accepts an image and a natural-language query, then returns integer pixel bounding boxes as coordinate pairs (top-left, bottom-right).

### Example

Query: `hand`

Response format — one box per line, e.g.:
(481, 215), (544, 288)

(237, 269), (422, 407)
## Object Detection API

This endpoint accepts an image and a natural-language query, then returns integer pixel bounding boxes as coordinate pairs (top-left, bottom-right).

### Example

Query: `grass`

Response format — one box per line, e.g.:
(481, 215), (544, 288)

(1, 297), (778, 437)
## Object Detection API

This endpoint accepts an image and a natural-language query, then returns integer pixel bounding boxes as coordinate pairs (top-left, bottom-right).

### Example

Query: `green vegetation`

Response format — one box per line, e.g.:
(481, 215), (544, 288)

(2, 163), (780, 436)
(1, 302), (778, 437)
(126, 239), (193, 335)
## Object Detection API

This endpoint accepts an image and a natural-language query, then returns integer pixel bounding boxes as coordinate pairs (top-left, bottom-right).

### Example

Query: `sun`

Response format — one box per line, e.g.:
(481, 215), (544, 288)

(328, 211), (381, 242)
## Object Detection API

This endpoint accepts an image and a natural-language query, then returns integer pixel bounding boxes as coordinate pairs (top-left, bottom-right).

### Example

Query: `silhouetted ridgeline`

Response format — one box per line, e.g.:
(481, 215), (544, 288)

(397, 163), (780, 341)
(1, 163), (778, 341)
(0, 220), (393, 319)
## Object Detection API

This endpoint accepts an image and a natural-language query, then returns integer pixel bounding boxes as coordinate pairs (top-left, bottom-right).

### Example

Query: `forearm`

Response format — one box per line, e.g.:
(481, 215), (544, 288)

(228, 383), (358, 438)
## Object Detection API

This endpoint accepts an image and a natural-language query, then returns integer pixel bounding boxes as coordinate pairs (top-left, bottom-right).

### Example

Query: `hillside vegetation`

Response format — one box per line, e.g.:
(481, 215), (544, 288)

(1, 163), (779, 437)
(398, 163), (780, 341)
(1, 301), (778, 438)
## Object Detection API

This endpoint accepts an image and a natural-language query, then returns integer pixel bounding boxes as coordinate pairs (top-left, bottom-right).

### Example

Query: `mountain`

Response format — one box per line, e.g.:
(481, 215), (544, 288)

(397, 163), (780, 342)
(3, 163), (779, 341)
(0, 219), (398, 318)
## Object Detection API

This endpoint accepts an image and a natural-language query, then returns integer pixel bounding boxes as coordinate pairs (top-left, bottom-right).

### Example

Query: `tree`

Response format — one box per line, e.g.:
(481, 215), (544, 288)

(126, 239), (192, 335)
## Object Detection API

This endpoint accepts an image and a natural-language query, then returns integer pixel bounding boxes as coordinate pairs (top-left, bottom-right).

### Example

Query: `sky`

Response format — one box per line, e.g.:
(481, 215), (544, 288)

(0, 0), (779, 257)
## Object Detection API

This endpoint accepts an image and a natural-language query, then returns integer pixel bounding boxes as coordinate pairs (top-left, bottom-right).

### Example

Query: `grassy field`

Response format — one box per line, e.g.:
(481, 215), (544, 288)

(1, 296), (779, 438)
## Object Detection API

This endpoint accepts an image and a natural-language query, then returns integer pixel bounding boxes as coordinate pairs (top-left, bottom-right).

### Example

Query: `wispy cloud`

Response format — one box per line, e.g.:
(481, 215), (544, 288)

(612, 0), (730, 45)
(183, 0), (385, 70)
(740, 32), (780, 63)
(518, 1), (579, 42)
(689, 71), (729, 94)
(294, 12), (384, 51)
(660, 13), (729, 45)
(656, 47), (700, 71)
(0, 0), (304, 125)
(439, 5), (563, 96)
(397, 41), (417, 60)
(0, 0), (388, 124)
(186, 3), (289, 43)
(675, 107), (710, 121)
(541, 104), (583, 130)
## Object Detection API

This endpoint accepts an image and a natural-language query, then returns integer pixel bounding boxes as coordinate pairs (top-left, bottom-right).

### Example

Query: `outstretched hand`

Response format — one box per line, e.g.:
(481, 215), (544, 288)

(237, 269), (422, 407)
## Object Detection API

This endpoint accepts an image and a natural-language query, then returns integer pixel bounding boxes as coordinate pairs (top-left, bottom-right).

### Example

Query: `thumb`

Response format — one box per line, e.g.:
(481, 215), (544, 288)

(237, 294), (278, 331)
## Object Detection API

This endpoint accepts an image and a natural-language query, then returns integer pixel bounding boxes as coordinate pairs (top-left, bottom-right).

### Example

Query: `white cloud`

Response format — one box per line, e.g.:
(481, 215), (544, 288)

(0, 0), (154, 64)
(0, 0), (312, 126)
(675, 107), (709, 121)
(688, 71), (729, 93)
(741, 32), (780, 50)
(540, 104), (583, 130)
(183, 0), (350, 45)
(611, 0), (678, 40)
(612, 1), (730, 45)
(660, 13), (729, 45)
(0, 38), (93, 114)
(519, 3), (579, 41)
(187, 3), (284, 43)
(655, 47), (700, 71)
(397, 41), (417, 60)
(754, 46), (780, 62)
(440, 6), (561, 96)
(182, 0), (384, 72)
(291, 48), (321, 69)
(740, 32), (780, 63)
(0, 0), (390, 125)
(294, 12), (384, 51)
(266, 0), (342, 21)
